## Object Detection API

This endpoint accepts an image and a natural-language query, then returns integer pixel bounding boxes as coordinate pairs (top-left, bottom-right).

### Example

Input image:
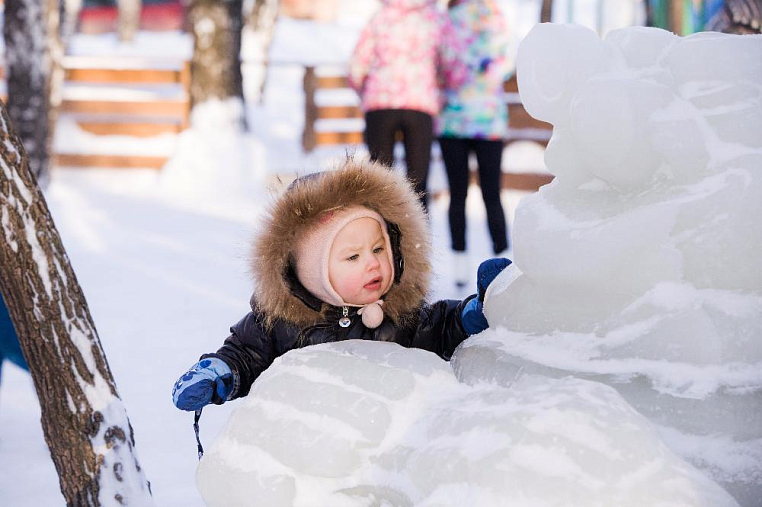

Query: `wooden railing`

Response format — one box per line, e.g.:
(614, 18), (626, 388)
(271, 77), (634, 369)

(302, 66), (554, 191)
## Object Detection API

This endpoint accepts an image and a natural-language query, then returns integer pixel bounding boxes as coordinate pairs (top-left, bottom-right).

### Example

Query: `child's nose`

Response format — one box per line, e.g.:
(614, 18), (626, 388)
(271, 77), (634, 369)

(366, 254), (380, 270)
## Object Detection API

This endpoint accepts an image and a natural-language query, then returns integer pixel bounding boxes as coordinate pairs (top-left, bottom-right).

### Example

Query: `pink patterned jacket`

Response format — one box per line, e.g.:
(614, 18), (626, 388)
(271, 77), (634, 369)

(348, 0), (464, 116)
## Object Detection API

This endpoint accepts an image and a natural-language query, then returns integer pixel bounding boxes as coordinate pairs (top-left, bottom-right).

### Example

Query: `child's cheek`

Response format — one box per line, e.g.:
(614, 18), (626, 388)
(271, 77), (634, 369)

(348, 272), (366, 293)
(336, 270), (364, 297)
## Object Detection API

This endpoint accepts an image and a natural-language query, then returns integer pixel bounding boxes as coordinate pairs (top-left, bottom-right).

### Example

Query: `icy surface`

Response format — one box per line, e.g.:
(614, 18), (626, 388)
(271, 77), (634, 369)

(197, 341), (738, 507)
(469, 24), (762, 505)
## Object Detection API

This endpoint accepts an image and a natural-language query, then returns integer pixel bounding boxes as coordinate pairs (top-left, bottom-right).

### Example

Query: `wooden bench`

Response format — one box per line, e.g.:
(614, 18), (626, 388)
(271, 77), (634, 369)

(302, 66), (554, 191)
(1, 56), (191, 169)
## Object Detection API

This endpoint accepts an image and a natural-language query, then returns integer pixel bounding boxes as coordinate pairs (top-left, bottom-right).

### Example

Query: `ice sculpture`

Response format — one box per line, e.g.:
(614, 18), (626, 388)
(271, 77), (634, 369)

(466, 24), (762, 506)
(197, 341), (737, 507)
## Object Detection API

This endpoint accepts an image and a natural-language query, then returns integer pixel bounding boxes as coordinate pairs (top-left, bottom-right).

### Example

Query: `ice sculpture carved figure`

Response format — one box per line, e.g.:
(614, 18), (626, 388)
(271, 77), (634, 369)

(473, 24), (762, 506)
(197, 341), (739, 507)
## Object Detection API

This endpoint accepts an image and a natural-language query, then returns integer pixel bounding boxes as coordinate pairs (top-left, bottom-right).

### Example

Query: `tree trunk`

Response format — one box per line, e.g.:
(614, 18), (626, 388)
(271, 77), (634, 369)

(118, 0), (142, 43)
(3, 0), (62, 187)
(242, 0), (279, 104)
(0, 104), (153, 506)
(188, 0), (246, 128)
(540, 0), (553, 23)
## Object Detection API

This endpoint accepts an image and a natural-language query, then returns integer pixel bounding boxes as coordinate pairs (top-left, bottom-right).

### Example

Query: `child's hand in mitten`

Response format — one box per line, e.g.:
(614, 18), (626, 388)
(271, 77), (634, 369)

(172, 357), (233, 411)
(461, 258), (512, 335)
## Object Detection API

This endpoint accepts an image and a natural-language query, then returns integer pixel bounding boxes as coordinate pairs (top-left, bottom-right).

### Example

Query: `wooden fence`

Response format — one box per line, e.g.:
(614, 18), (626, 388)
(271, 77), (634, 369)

(2, 59), (554, 185)
(1, 56), (191, 169)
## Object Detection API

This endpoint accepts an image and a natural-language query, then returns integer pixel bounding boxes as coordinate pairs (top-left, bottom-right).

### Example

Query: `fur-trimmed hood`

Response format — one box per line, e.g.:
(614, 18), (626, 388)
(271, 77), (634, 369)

(251, 158), (431, 328)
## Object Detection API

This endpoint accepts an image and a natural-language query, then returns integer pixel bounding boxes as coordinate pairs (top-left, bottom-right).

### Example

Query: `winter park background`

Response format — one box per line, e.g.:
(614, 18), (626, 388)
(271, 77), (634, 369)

(1, 0), (761, 506)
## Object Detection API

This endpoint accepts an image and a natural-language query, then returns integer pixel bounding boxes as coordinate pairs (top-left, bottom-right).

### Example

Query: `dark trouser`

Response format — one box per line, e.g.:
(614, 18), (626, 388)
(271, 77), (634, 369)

(364, 109), (433, 211)
(438, 136), (509, 254)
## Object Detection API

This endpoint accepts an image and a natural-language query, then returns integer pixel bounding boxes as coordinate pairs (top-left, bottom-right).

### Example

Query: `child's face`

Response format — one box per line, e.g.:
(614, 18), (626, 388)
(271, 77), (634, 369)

(329, 218), (392, 306)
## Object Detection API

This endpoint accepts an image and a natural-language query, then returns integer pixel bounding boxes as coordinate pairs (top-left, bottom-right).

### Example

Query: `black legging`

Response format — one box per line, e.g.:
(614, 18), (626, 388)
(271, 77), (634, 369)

(364, 109), (433, 211)
(438, 137), (508, 254)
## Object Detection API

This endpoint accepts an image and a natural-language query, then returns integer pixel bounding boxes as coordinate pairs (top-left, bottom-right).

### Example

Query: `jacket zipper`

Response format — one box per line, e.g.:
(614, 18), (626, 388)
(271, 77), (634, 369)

(339, 306), (351, 328)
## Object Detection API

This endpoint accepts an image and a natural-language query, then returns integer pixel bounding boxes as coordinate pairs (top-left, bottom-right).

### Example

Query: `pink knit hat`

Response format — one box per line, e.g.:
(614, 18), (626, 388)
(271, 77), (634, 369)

(294, 206), (395, 328)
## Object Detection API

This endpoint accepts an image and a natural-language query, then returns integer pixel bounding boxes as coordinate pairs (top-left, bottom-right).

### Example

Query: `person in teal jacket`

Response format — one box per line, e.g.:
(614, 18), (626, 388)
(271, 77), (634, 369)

(437, 0), (511, 288)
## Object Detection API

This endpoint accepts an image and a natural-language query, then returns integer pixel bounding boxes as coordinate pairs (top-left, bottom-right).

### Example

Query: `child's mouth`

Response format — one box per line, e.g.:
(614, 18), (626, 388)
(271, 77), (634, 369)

(364, 277), (382, 291)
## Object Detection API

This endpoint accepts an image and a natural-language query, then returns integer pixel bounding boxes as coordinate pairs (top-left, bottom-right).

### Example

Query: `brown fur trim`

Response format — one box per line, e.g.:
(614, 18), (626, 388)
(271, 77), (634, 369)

(251, 158), (431, 328)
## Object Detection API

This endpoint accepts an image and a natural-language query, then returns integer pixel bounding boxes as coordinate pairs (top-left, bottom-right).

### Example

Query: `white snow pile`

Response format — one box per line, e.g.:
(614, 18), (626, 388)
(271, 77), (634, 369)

(197, 341), (736, 507)
(158, 98), (268, 220)
(462, 23), (761, 506)
(194, 25), (761, 507)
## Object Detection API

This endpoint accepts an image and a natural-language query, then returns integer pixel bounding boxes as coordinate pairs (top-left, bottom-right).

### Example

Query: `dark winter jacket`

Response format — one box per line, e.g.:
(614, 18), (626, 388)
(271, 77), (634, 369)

(210, 297), (470, 399)
(204, 159), (473, 400)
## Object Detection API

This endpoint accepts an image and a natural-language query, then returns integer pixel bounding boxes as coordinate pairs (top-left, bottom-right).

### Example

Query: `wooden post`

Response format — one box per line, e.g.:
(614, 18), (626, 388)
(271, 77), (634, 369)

(180, 60), (192, 129)
(302, 65), (318, 152)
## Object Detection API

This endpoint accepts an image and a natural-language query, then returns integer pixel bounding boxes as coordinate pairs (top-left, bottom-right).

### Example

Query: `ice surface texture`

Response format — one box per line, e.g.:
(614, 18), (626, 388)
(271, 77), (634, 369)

(196, 341), (737, 507)
(475, 24), (762, 505)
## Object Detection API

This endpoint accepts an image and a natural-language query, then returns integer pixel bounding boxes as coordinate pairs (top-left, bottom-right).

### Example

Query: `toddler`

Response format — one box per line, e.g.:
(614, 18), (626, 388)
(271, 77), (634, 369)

(172, 159), (510, 410)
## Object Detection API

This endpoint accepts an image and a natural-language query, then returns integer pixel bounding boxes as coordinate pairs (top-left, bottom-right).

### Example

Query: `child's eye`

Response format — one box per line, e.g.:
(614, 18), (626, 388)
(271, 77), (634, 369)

(373, 246), (384, 254)
(347, 254), (359, 261)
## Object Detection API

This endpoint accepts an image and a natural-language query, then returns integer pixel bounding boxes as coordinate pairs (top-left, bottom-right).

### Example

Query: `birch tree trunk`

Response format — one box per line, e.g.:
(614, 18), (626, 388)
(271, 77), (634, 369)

(188, 0), (246, 129)
(0, 104), (153, 506)
(3, 0), (63, 187)
(118, 0), (142, 43)
(242, 0), (279, 104)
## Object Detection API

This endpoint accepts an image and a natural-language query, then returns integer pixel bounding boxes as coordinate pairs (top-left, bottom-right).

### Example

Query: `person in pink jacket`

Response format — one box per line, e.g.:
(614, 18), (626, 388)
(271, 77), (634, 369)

(348, 0), (463, 211)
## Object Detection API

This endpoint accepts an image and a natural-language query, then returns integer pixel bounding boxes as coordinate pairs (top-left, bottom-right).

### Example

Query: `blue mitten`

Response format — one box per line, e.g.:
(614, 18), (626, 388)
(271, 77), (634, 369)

(476, 258), (512, 302)
(172, 357), (233, 411)
(461, 258), (512, 335)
